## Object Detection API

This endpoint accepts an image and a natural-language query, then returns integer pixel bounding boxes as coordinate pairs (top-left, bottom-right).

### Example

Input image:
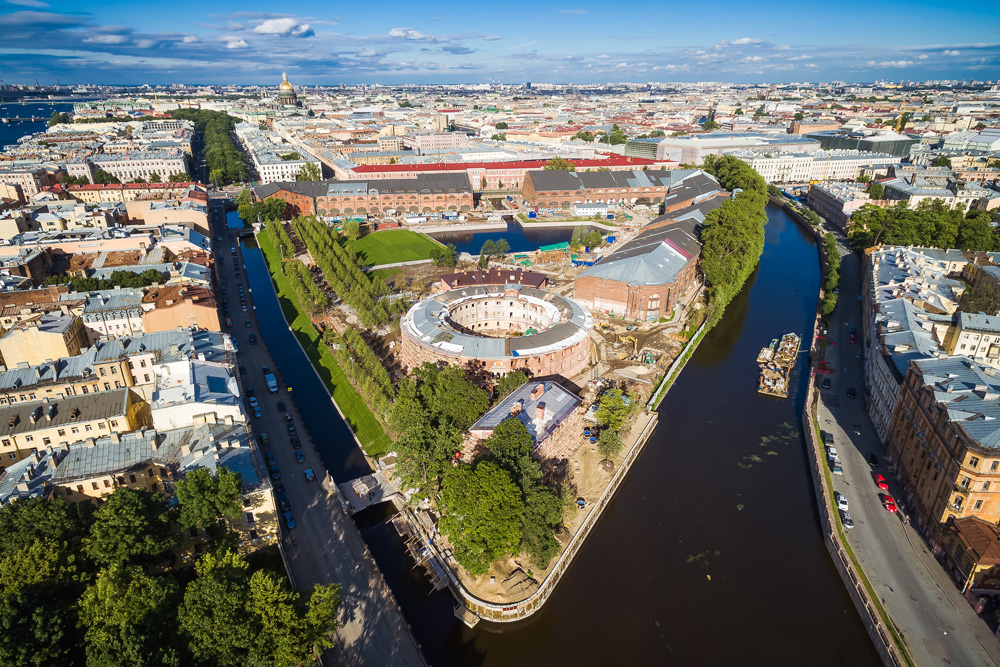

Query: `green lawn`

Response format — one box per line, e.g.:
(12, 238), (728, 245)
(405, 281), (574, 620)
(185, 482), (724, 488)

(257, 232), (392, 457)
(350, 229), (441, 266)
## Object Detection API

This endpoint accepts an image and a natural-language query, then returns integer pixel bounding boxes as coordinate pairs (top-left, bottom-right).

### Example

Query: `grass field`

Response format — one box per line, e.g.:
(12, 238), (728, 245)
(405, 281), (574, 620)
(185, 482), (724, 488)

(257, 232), (392, 457)
(351, 229), (441, 266)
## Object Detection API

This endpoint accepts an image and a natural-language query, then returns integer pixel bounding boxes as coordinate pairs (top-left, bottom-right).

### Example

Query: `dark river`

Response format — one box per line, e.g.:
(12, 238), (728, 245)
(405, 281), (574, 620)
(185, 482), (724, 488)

(239, 205), (880, 665)
(0, 101), (74, 150)
(429, 219), (585, 254)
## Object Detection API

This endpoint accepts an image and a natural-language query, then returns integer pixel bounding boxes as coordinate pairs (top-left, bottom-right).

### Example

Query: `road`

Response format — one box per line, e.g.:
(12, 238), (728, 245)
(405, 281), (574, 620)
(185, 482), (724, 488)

(208, 198), (427, 667)
(817, 225), (1000, 666)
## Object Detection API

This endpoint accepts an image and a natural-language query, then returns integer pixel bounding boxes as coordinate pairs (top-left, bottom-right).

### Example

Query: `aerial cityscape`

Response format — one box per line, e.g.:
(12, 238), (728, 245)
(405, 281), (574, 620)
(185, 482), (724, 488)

(0, 3), (999, 666)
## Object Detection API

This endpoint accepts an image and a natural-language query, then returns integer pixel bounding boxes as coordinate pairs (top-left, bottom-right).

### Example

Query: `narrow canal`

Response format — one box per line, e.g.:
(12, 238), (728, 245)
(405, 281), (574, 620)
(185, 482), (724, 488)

(429, 218), (584, 254)
(238, 205), (880, 665)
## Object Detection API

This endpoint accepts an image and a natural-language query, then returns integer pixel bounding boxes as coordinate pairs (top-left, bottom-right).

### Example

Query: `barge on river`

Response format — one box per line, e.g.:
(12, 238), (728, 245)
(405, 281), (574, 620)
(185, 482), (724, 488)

(757, 333), (801, 398)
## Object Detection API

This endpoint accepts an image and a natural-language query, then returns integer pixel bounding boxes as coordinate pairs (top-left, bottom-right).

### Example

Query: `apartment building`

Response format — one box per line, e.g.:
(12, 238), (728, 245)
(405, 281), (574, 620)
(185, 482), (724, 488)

(234, 122), (322, 184)
(0, 388), (146, 464)
(726, 149), (902, 184)
(149, 359), (243, 431)
(141, 285), (220, 333)
(0, 166), (54, 197)
(886, 357), (1000, 541)
(0, 312), (88, 368)
(79, 288), (147, 343)
(65, 151), (189, 184)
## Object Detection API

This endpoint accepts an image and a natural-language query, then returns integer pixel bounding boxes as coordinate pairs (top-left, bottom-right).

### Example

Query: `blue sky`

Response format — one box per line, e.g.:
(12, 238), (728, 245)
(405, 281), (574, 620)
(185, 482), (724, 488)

(0, 0), (998, 85)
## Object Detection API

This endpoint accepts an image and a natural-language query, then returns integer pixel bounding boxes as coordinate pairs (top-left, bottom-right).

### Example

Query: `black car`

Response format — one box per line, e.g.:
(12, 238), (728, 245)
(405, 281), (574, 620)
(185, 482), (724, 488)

(274, 482), (285, 495)
(277, 492), (290, 512)
(277, 401), (287, 412)
(262, 366), (270, 376)
(290, 436), (301, 449)
(822, 377), (831, 390)
(847, 387), (857, 399)
(867, 453), (879, 467)
(269, 465), (281, 480)
(248, 333), (257, 345)
(246, 386), (255, 398)
(287, 423), (297, 436)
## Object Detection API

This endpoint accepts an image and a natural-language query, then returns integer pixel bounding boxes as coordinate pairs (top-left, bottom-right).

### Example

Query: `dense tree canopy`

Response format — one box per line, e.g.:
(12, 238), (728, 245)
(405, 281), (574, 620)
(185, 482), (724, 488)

(847, 200), (997, 252)
(169, 109), (247, 185)
(544, 157), (576, 172)
(85, 488), (175, 566)
(296, 162), (321, 182)
(42, 269), (169, 293)
(175, 468), (244, 530)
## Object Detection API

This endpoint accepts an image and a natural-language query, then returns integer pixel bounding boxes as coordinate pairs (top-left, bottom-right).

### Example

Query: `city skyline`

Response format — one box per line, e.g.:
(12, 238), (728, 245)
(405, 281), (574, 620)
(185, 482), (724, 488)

(0, 0), (998, 85)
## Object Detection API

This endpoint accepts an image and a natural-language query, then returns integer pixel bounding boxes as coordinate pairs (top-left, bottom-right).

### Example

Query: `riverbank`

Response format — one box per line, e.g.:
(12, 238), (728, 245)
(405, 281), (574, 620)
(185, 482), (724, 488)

(256, 229), (392, 456)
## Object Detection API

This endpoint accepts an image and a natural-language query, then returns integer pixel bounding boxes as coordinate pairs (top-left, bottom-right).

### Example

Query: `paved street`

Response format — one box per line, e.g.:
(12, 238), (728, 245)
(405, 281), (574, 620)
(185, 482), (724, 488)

(209, 199), (427, 667)
(817, 226), (1000, 667)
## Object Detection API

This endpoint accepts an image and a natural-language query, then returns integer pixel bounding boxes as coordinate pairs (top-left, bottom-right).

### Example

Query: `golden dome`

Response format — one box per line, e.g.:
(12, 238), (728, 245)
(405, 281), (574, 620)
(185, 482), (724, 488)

(279, 72), (294, 91)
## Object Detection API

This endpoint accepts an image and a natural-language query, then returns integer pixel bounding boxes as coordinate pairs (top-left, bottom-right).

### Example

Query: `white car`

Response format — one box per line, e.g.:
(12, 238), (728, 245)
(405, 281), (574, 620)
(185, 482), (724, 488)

(827, 445), (839, 460)
(835, 492), (849, 512)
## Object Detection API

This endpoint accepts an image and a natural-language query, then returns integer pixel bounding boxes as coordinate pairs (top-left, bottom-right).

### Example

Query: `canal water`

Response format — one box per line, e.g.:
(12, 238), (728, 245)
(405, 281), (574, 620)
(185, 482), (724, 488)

(0, 102), (75, 151)
(240, 205), (881, 665)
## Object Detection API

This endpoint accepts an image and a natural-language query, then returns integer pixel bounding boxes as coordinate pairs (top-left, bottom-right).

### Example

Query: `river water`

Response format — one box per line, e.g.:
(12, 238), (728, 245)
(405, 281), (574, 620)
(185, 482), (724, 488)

(429, 219), (581, 254)
(239, 205), (881, 665)
(0, 101), (74, 151)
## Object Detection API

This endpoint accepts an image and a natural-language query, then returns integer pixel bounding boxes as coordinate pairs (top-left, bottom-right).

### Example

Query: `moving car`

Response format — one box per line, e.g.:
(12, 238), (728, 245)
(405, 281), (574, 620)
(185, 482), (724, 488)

(875, 474), (889, 491)
(835, 492), (849, 512)
(847, 387), (857, 399)
(248, 333), (257, 345)
(225, 318), (232, 328)
(244, 319), (251, 328)
(881, 494), (898, 512)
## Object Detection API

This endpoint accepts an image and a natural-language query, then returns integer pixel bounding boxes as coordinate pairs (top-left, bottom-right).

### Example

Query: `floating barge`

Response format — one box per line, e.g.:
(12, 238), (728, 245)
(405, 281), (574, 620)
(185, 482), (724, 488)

(757, 333), (801, 398)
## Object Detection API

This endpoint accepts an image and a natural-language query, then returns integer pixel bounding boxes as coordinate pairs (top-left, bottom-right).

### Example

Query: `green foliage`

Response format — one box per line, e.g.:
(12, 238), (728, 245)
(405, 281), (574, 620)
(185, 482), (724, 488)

(343, 219), (361, 241)
(239, 197), (287, 225)
(857, 173), (872, 183)
(595, 388), (634, 433)
(235, 188), (253, 209)
(429, 243), (457, 267)
(701, 119), (720, 131)
(329, 327), (395, 419)
(495, 121), (509, 130)
(793, 112), (804, 121)
(175, 468), (244, 530)
(959, 282), (1000, 316)
(296, 162), (321, 181)
(85, 488), (175, 566)
(61, 175), (91, 186)
(868, 182), (885, 199)
(570, 224), (589, 249)
(130, 177), (147, 184)
(265, 220), (295, 259)
(597, 127), (628, 145)
(932, 155), (952, 168)
(93, 169), (120, 185)
(78, 563), (181, 667)
(496, 370), (529, 399)
(48, 111), (71, 126)
(148, 172), (161, 183)
(544, 157), (576, 172)
(597, 428), (623, 462)
(439, 461), (525, 576)
(41, 269), (168, 293)
(583, 230), (602, 248)
(167, 173), (188, 183)
(168, 109), (247, 184)
(847, 201), (996, 252)
(574, 130), (595, 142)
(491, 133), (507, 141)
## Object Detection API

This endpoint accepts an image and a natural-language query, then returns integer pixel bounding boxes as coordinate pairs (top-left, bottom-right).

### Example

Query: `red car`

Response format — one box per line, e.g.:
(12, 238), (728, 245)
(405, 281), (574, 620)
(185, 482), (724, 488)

(881, 494), (898, 513)
(875, 474), (889, 491)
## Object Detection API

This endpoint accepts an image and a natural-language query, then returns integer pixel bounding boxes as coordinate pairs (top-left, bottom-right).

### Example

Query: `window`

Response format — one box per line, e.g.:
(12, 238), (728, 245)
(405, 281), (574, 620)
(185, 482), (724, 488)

(85, 425), (92, 432)
(91, 482), (99, 490)
(71, 427), (78, 434)
(985, 482), (992, 491)
(1, 439), (8, 447)
(975, 500), (984, 510)
(114, 381), (122, 389)
(99, 367), (106, 377)
(110, 367), (117, 375)
(971, 457), (981, 468)
(57, 429), (65, 436)
(77, 485), (84, 493)
(8, 453), (15, 460)
(128, 474), (136, 483)
(24, 436), (33, 443)
(42, 437), (50, 446)
(81, 386), (88, 394)
(992, 461), (999, 472)
(245, 512), (255, 525)
(140, 359), (146, 367)
(103, 383), (110, 391)
(103, 480), (111, 488)
(111, 420), (118, 428)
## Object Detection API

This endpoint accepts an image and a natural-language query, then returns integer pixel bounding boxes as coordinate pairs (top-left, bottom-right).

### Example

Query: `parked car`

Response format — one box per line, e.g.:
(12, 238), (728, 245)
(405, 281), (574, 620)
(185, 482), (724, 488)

(827, 446), (839, 460)
(284, 412), (293, 422)
(277, 493), (290, 512)
(867, 453), (879, 467)
(253, 406), (262, 418)
(248, 333), (257, 345)
(304, 469), (315, 482)
(269, 465), (281, 480)
(822, 377), (831, 390)
(822, 432), (834, 446)
(847, 387), (857, 399)
(283, 511), (296, 529)
(242, 305), (248, 312)
(258, 432), (270, 447)
(225, 318), (232, 327)
(875, 473), (889, 491)
(266, 452), (277, 466)
(274, 482), (284, 495)
(277, 401), (287, 412)
(249, 396), (258, 408)
(290, 436), (301, 449)
(881, 494), (898, 512)
(244, 319), (251, 328)
(295, 450), (305, 464)
(262, 366), (270, 376)
(832, 463), (844, 475)
(841, 511), (854, 529)
(835, 492), (849, 512)
(287, 423), (297, 436)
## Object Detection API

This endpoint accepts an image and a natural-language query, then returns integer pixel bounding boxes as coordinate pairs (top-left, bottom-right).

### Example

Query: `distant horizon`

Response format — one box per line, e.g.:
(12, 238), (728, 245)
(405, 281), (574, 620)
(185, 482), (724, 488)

(0, 1), (998, 85)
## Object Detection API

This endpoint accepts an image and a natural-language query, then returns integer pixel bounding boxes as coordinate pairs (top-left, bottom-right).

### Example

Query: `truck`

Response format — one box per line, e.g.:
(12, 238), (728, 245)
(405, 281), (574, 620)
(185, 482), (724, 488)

(265, 373), (278, 393)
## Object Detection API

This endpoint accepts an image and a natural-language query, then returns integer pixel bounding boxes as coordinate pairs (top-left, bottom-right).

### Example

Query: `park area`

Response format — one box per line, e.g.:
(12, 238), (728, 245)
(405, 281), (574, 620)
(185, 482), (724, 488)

(350, 229), (441, 266)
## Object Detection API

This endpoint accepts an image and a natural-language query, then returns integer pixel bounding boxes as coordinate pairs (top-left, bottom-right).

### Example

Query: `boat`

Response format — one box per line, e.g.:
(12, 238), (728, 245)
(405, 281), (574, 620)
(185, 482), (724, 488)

(757, 332), (801, 398)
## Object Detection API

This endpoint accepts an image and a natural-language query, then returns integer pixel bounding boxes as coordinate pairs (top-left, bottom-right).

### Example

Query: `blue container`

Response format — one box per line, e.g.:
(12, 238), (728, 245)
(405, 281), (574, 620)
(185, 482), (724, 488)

(606, 235), (616, 243)
(589, 437), (597, 443)
(527, 211), (537, 218)
(584, 428), (592, 436)
(607, 214), (614, 220)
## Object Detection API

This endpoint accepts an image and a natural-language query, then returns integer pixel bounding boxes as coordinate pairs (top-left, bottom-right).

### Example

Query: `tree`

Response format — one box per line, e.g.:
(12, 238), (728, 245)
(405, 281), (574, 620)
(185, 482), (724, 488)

(175, 468), (243, 530)
(868, 182), (885, 199)
(148, 171), (162, 183)
(296, 162), (321, 182)
(583, 230), (602, 248)
(496, 371), (529, 399)
(597, 428), (623, 462)
(179, 550), (256, 667)
(793, 112), (804, 121)
(595, 388), (634, 433)
(481, 176), (487, 190)
(235, 188), (253, 210)
(439, 461), (525, 576)
(247, 572), (341, 666)
(491, 133), (507, 141)
(85, 488), (175, 566)
(574, 130), (595, 142)
(956, 212), (997, 252)
(168, 173), (188, 183)
(544, 157), (576, 172)
(735, 108), (743, 115)
(48, 111), (70, 126)
(932, 155), (952, 168)
(93, 169), (120, 185)
(570, 225), (588, 249)
(959, 282), (1000, 316)
(78, 564), (182, 667)
(856, 174), (872, 183)
(343, 220), (361, 241)
(130, 177), (146, 184)
(495, 121), (509, 130)
(701, 120), (720, 131)
(429, 243), (457, 267)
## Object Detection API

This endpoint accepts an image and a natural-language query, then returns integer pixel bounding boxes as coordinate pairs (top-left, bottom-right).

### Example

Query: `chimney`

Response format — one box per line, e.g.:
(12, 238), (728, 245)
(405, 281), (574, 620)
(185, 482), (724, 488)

(510, 400), (523, 417)
(180, 444), (191, 456)
(536, 402), (546, 421)
(85, 437), (95, 448)
(530, 383), (545, 401)
(110, 432), (120, 444)
(16, 481), (29, 494)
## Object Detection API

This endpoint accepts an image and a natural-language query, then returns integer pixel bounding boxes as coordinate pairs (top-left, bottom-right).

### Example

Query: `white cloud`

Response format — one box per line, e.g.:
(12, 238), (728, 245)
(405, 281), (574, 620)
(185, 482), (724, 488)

(740, 55), (764, 63)
(918, 54), (928, 60)
(866, 59), (912, 67)
(357, 49), (378, 57)
(804, 63), (818, 68)
(615, 62), (629, 68)
(595, 54), (609, 59)
(719, 37), (763, 46)
(482, 35), (502, 41)
(182, 35), (198, 43)
(5, 0), (49, 7)
(943, 49), (961, 56)
(226, 39), (249, 49)
(788, 55), (812, 61)
(253, 18), (313, 37)
(388, 27), (443, 42)
(84, 34), (129, 45)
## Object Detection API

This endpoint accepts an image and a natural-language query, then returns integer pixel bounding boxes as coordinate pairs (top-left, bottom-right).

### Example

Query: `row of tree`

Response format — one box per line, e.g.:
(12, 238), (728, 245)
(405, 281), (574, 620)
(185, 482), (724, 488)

(169, 109), (247, 185)
(822, 232), (841, 320)
(236, 188), (288, 226)
(284, 259), (329, 316)
(0, 473), (340, 667)
(328, 328), (395, 420)
(42, 269), (169, 293)
(847, 200), (999, 252)
(698, 156), (770, 327)
(291, 216), (401, 327)
(265, 219), (295, 260)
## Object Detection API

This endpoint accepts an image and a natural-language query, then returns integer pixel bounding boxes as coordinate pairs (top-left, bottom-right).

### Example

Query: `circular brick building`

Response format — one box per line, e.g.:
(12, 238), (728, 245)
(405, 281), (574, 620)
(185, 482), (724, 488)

(400, 284), (593, 378)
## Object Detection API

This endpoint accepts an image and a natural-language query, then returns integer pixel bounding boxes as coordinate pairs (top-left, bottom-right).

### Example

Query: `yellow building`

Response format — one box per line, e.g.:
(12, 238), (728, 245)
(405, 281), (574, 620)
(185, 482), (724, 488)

(0, 388), (147, 464)
(0, 312), (88, 368)
(939, 516), (1000, 595)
